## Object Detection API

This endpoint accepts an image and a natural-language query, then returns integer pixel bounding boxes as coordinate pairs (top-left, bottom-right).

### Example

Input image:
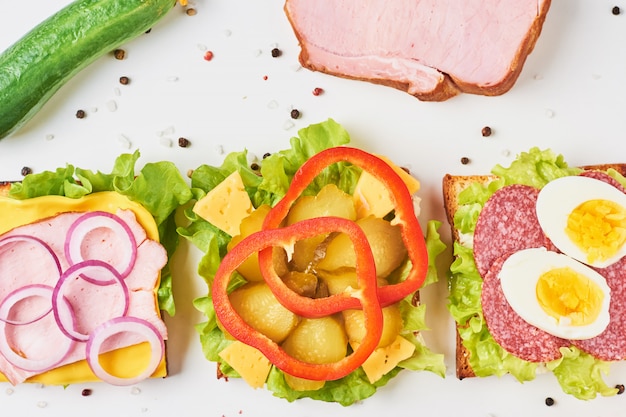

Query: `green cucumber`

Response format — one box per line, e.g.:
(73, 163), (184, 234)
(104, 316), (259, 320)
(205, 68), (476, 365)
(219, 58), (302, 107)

(0, 0), (176, 140)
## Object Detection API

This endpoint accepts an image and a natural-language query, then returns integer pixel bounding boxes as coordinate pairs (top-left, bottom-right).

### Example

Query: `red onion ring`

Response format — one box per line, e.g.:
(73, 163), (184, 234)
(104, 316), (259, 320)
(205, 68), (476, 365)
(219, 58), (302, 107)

(0, 284), (74, 372)
(64, 211), (137, 284)
(86, 317), (165, 386)
(0, 284), (53, 326)
(52, 261), (130, 342)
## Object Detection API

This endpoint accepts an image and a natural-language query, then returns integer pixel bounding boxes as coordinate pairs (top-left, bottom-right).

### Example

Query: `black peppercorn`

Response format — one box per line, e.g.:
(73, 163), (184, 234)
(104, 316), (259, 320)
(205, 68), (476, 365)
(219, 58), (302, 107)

(119, 76), (130, 85)
(271, 48), (282, 58)
(81, 389), (92, 397)
(481, 126), (492, 137)
(75, 109), (86, 119)
(460, 157), (470, 165)
(113, 49), (126, 60)
(545, 397), (555, 406)
(263, 152), (271, 159)
(250, 163), (260, 171)
(612, 6), (621, 15)
(290, 109), (300, 119)
(616, 384), (625, 394)
(20, 166), (32, 176)
(178, 137), (190, 148)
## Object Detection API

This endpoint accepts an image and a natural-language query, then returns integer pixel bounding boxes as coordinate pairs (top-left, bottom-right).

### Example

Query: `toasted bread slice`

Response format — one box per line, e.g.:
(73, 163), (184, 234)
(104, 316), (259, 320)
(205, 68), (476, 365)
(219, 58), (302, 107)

(443, 163), (626, 379)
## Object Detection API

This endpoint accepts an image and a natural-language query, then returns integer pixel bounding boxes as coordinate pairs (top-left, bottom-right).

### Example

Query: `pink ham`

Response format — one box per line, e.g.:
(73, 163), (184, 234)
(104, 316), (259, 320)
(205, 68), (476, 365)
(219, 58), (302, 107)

(0, 210), (167, 384)
(285, 0), (551, 101)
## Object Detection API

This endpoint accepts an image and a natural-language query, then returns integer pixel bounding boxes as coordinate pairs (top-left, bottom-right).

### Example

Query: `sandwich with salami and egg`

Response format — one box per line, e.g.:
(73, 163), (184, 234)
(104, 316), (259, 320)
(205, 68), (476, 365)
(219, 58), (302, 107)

(444, 147), (626, 399)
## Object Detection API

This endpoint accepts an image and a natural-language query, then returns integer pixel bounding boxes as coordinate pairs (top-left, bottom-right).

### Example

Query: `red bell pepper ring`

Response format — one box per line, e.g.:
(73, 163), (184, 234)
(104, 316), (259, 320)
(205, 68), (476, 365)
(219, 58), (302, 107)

(258, 146), (428, 317)
(212, 216), (383, 381)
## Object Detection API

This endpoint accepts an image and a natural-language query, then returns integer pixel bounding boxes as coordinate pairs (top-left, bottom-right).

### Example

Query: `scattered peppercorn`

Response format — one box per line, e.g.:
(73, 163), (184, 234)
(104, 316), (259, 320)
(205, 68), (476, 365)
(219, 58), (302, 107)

(81, 389), (92, 397)
(75, 109), (86, 119)
(263, 152), (271, 159)
(616, 384), (625, 394)
(187, 169), (194, 178)
(290, 109), (301, 119)
(545, 397), (555, 406)
(119, 76), (130, 85)
(612, 6), (621, 15)
(20, 166), (32, 176)
(178, 137), (190, 148)
(481, 126), (492, 137)
(460, 157), (470, 165)
(250, 162), (260, 171)
(271, 48), (282, 58)
(113, 49), (126, 60)
(204, 51), (214, 61)
(145, 28), (152, 34)
(186, 8), (197, 16)
(312, 87), (324, 96)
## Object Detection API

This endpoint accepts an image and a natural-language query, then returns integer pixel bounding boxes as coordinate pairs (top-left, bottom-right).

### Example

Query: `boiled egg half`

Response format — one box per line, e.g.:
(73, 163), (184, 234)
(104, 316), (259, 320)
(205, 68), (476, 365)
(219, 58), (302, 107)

(499, 247), (611, 340)
(536, 175), (626, 268)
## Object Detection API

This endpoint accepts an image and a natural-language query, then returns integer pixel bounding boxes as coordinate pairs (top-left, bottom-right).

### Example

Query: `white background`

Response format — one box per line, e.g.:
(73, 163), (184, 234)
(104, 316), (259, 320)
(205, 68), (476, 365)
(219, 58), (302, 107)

(1, 1), (626, 416)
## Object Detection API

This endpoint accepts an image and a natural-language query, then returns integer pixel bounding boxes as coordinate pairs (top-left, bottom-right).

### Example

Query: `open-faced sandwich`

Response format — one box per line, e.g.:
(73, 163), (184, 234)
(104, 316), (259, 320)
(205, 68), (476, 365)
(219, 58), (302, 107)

(444, 147), (626, 399)
(0, 151), (191, 386)
(179, 119), (446, 405)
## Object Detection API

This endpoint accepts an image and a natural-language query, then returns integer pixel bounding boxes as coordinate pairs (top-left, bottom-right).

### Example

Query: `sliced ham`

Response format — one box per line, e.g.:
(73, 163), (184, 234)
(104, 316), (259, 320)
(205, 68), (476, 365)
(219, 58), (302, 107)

(0, 210), (167, 385)
(285, 0), (551, 101)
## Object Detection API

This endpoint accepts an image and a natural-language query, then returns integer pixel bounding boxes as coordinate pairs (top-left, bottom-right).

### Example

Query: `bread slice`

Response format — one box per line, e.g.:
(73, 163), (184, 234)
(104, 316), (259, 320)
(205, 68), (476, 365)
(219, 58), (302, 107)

(443, 164), (626, 379)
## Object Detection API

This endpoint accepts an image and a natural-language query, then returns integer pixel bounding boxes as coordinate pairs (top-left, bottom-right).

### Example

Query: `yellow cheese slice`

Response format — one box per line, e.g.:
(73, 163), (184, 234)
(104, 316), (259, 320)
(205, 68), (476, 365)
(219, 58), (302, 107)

(193, 171), (253, 236)
(354, 335), (416, 384)
(0, 191), (166, 384)
(219, 341), (272, 389)
(353, 155), (420, 219)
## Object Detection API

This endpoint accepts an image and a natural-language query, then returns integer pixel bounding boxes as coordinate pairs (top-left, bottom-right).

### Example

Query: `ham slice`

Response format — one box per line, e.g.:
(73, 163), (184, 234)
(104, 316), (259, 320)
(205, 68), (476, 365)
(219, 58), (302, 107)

(285, 0), (551, 101)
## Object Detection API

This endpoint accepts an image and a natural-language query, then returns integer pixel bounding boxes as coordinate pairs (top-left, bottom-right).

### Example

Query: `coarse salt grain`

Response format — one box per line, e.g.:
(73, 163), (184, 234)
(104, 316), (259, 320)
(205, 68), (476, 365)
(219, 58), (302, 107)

(253, 49), (262, 57)
(223, 29), (232, 37)
(36, 401), (48, 408)
(166, 76), (179, 82)
(114, 87), (121, 96)
(501, 149), (511, 157)
(159, 137), (173, 147)
(117, 134), (132, 149)
(45, 134), (54, 141)
(5, 388), (14, 395)
(106, 100), (118, 112)
(267, 100), (279, 109)
(130, 386), (142, 395)
(283, 120), (295, 130)
(290, 64), (302, 72)
(197, 43), (207, 51)
(545, 109), (555, 118)
(216, 145), (224, 155)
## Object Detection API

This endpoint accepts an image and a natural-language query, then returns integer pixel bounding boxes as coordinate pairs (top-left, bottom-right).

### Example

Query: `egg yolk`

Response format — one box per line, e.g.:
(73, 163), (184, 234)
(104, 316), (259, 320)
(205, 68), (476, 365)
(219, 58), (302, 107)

(536, 267), (604, 326)
(566, 199), (626, 264)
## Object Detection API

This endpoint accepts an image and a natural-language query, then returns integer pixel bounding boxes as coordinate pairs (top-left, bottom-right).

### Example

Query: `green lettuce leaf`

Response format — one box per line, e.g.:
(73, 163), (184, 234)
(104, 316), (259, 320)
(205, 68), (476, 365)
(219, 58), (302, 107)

(7, 150), (192, 316)
(179, 119), (445, 405)
(447, 147), (617, 399)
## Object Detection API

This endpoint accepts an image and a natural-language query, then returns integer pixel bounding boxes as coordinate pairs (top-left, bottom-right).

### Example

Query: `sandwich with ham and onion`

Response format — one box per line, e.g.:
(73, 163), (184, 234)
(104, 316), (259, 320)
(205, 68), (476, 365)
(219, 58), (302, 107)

(444, 147), (626, 399)
(0, 151), (191, 386)
(179, 119), (446, 405)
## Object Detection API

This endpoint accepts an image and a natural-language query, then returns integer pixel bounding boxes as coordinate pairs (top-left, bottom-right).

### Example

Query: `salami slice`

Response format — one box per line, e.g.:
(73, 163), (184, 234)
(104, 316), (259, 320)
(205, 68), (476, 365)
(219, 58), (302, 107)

(572, 256), (626, 361)
(580, 170), (626, 194)
(474, 185), (554, 277)
(481, 253), (569, 362)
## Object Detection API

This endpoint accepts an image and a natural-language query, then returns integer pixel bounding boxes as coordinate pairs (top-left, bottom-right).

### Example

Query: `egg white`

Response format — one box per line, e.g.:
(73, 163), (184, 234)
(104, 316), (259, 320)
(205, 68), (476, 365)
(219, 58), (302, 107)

(536, 175), (626, 268)
(499, 247), (611, 340)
